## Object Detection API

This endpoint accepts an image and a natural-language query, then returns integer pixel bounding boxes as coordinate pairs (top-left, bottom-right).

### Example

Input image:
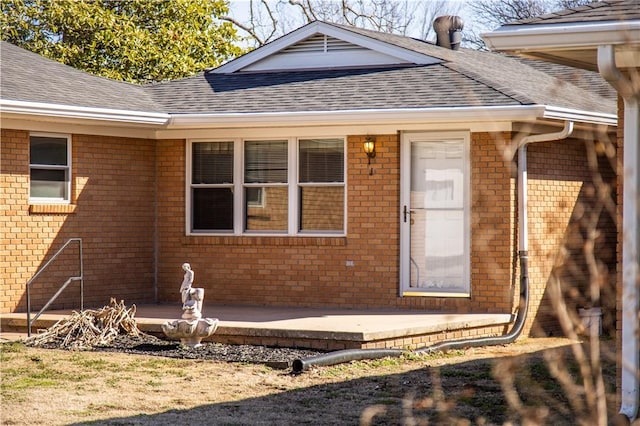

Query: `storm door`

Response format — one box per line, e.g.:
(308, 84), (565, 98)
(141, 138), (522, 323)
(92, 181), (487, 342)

(400, 132), (470, 297)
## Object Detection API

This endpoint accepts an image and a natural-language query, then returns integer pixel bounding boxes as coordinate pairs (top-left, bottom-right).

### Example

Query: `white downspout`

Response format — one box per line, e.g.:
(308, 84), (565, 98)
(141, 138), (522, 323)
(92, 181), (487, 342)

(598, 44), (640, 423)
(516, 121), (575, 256)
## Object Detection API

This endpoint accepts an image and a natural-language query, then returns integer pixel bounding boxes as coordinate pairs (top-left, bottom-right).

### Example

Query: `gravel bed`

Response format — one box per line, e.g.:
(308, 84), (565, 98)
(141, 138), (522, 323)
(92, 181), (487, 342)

(93, 334), (326, 369)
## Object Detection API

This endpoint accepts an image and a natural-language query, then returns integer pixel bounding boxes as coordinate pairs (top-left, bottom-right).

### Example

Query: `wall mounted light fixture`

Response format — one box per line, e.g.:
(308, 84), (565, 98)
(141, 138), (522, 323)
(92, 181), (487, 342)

(363, 137), (376, 175)
(363, 137), (376, 164)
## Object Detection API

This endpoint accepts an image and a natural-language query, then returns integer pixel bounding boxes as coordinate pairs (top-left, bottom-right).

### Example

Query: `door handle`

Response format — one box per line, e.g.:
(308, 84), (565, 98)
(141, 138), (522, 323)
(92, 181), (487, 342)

(403, 206), (416, 223)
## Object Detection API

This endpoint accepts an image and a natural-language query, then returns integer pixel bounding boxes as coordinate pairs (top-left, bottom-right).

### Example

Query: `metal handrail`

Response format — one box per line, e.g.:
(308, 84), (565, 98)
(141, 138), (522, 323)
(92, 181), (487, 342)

(26, 238), (83, 337)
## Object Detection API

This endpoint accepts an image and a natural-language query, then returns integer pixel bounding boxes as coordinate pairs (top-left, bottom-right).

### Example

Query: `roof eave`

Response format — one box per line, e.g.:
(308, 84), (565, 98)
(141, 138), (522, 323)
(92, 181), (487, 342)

(542, 105), (617, 125)
(166, 105), (616, 129)
(0, 100), (615, 130)
(0, 99), (170, 125)
(483, 21), (640, 53)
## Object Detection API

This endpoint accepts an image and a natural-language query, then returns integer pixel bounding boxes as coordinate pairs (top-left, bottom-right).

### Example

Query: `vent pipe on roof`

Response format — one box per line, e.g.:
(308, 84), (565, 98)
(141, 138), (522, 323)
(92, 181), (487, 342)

(433, 15), (464, 50)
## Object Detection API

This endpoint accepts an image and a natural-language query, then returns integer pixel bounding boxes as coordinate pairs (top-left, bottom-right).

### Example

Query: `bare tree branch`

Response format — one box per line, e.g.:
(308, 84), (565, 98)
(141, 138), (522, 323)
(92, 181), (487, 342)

(289, 0), (316, 22)
(219, 15), (265, 46)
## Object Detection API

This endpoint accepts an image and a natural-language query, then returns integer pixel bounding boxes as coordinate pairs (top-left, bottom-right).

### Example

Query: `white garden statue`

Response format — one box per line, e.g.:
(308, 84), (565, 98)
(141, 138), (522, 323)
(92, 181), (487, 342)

(162, 263), (219, 348)
(179, 263), (204, 320)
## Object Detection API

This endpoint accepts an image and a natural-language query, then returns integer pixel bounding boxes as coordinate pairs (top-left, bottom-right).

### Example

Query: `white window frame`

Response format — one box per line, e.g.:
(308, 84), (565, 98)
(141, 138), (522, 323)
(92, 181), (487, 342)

(186, 137), (347, 237)
(29, 132), (72, 205)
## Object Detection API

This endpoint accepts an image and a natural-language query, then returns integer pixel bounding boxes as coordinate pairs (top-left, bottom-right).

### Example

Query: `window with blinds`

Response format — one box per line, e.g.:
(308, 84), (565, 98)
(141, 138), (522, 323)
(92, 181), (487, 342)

(188, 137), (345, 235)
(244, 141), (288, 183)
(244, 141), (288, 231)
(191, 142), (234, 231)
(299, 139), (344, 232)
(299, 138), (344, 183)
(192, 142), (233, 184)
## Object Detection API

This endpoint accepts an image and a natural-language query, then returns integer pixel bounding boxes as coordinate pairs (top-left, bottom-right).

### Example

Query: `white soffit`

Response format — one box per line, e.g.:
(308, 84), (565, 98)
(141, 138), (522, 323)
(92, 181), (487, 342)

(212, 21), (440, 74)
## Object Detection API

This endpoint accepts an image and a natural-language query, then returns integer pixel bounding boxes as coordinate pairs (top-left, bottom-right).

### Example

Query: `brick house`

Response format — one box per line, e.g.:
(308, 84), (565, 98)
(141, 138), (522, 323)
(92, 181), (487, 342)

(484, 0), (639, 421)
(0, 21), (618, 342)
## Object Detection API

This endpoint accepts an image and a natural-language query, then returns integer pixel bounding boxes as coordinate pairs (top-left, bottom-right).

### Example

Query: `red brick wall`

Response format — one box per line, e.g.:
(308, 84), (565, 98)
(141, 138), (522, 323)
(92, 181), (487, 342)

(526, 136), (617, 337)
(469, 132), (517, 315)
(0, 129), (156, 313)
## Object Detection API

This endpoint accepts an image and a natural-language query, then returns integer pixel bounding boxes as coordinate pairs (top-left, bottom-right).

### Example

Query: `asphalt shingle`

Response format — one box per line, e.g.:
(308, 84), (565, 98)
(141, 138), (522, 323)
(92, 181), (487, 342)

(146, 65), (521, 114)
(147, 22), (615, 116)
(506, 0), (640, 25)
(0, 41), (160, 112)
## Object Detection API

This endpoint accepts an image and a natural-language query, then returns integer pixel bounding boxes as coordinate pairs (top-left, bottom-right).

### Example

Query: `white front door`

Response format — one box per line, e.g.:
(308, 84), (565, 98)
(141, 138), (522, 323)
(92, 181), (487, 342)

(400, 132), (470, 297)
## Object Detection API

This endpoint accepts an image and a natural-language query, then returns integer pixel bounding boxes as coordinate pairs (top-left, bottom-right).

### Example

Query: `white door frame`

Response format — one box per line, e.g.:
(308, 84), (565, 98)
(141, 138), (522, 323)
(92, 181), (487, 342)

(399, 131), (471, 297)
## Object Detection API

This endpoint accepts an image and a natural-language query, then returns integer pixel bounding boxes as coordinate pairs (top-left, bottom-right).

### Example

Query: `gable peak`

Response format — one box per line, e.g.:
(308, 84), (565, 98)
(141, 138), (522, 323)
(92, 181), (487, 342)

(211, 21), (441, 74)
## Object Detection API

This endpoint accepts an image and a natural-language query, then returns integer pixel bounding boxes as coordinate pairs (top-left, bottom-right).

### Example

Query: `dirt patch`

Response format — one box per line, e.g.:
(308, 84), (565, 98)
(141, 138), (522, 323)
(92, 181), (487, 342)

(1, 337), (618, 425)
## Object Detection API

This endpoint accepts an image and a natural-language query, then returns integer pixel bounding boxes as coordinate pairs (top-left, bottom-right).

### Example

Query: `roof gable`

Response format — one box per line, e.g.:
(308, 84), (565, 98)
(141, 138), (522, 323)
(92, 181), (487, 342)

(211, 21), (441, 73)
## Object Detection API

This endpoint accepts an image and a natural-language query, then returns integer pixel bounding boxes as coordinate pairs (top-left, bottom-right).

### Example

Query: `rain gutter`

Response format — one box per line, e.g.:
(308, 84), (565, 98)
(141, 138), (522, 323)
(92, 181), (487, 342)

(0, 99), (170, 125)
(482, 21), (640, 53)
(598, 44), (640, 424)
(165, 105), (614, 129)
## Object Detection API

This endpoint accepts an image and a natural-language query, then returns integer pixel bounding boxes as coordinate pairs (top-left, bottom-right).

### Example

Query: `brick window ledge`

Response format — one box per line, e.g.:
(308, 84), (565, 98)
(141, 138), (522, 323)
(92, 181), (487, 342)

(181, 236), (347, 247)
(29, 204), (77, 214)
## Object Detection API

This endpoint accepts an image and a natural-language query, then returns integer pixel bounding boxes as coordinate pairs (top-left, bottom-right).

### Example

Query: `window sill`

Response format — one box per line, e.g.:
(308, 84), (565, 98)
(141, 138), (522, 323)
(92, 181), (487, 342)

(29, 204), (77, 215)
(402, 291), (471, 298)
(181, 235), (347, 247)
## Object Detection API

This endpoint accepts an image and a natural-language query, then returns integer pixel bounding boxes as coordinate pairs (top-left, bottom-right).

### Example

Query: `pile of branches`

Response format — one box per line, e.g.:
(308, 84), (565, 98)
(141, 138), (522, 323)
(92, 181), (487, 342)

(25, 298), (140, 351)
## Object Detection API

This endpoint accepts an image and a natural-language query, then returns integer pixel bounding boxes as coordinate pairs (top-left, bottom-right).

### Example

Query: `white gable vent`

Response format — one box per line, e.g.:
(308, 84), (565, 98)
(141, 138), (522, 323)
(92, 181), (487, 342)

(242, 32), (412, 72)
(282, 34), (365, 53)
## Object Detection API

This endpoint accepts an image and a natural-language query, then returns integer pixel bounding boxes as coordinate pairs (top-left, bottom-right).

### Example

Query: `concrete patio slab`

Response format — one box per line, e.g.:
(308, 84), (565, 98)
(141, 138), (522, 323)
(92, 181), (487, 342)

(1, 304), (513, 350)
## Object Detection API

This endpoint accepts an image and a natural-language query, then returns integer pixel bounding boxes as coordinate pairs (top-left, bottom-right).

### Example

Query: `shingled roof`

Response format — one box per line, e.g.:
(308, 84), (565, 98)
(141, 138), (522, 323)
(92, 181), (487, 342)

(146, 21), (616, 116)
(1, 21), (617, 120)
(0, 41), (160, 113)
(506, 0), (640, 25)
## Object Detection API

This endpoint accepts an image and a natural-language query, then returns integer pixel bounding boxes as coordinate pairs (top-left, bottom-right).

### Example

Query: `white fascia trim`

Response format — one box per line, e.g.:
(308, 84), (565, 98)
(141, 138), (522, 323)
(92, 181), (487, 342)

(168, 106), (545, 128)
(542, 105), (617, 125)
(483, 21), (640, 52)
(166, 105), (615, 129)
(212, 21), (439, 74)
(0, 99), (170, 125)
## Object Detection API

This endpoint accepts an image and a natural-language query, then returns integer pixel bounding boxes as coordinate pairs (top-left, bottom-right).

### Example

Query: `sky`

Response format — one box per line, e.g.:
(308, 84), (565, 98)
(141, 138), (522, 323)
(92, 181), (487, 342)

(225, 0), (491, 48)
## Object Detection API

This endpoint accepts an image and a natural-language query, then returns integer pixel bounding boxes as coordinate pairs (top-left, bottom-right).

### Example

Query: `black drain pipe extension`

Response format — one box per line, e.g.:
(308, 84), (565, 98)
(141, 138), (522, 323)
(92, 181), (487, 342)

(292, 348), (405, 373)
